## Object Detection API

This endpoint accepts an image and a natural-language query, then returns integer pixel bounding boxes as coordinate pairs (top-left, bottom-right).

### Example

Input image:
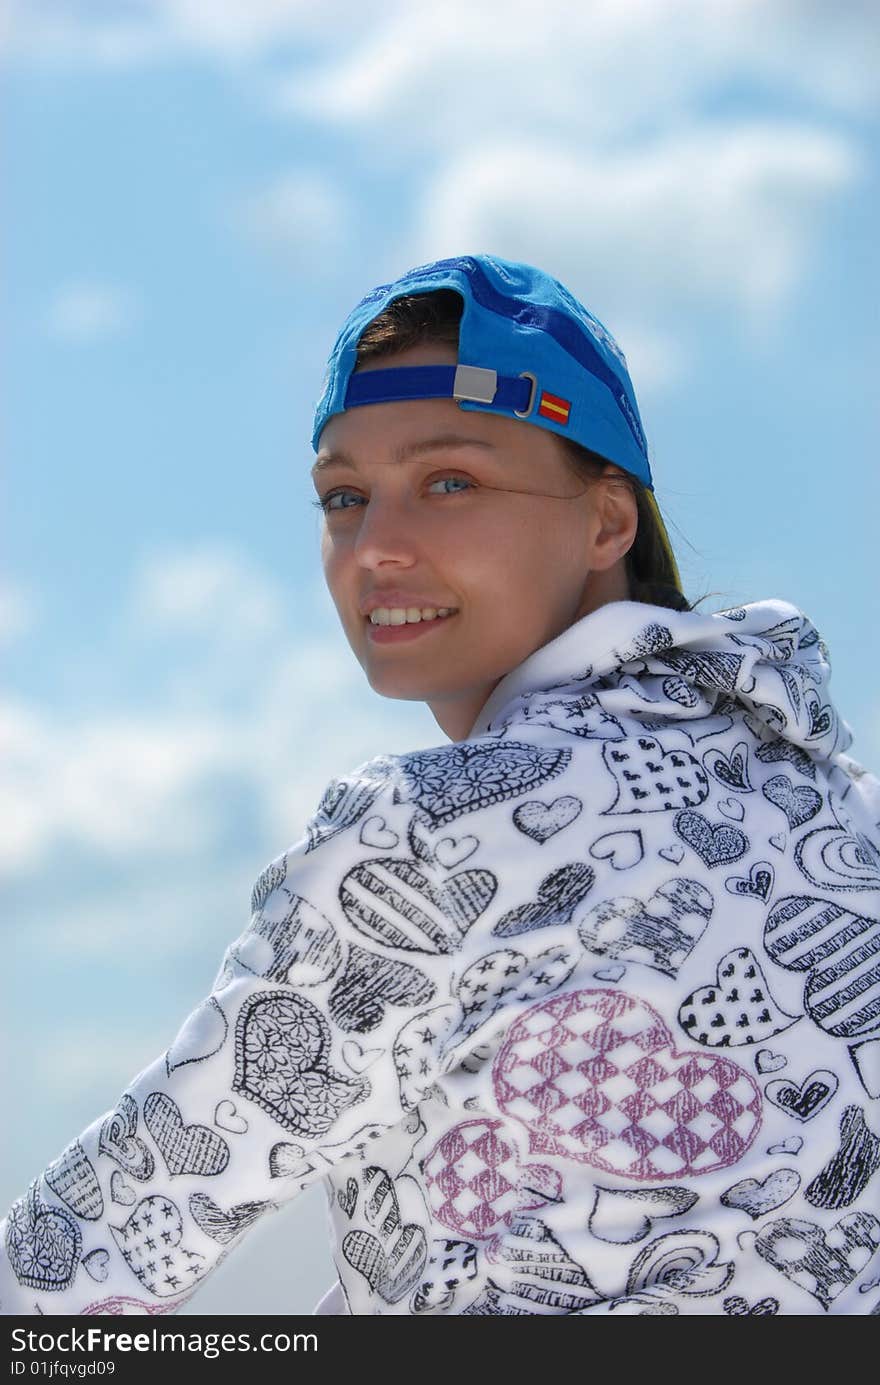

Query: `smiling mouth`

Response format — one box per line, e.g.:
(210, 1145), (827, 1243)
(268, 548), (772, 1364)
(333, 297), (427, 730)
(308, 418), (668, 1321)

(364, 609), (460, 643)
(364, 608), (458, 627)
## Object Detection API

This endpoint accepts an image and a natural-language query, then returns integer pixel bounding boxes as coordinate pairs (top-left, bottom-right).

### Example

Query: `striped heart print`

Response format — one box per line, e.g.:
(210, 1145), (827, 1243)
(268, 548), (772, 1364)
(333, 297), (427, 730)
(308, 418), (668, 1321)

(339, 858), (496, 953)
(764, 895), (880, 1039)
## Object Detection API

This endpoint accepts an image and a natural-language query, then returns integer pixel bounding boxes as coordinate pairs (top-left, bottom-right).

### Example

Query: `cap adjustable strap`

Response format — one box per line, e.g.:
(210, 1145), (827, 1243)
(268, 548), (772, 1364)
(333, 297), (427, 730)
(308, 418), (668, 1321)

(344, 364), (534, 413)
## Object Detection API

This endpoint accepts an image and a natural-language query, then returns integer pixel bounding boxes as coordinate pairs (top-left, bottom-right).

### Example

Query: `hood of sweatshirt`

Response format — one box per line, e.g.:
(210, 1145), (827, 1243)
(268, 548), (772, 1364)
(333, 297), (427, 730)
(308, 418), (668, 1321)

(468, 597), (854, 767)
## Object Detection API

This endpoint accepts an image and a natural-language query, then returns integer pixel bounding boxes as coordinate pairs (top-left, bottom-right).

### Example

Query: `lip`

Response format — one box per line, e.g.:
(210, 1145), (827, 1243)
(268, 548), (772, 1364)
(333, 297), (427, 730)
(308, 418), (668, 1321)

(366, 611), (459, 644)
(360, 592), (459, 616)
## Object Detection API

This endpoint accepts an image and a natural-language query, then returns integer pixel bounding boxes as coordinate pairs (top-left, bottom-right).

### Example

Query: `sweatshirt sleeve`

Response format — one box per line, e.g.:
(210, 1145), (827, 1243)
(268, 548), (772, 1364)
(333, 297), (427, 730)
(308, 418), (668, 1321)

(0, 756), (456, 1316)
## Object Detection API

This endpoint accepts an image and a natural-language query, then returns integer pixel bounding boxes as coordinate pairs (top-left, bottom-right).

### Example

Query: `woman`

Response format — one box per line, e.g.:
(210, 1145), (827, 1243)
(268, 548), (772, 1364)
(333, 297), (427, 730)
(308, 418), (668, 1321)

(3, 253), (879, 1316)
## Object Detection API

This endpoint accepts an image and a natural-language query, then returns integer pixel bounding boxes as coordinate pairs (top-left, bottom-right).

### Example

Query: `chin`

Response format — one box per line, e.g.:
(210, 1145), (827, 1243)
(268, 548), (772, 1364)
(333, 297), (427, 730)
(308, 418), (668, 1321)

(367, 678), (434, 703)
(362, 660), (444, 698)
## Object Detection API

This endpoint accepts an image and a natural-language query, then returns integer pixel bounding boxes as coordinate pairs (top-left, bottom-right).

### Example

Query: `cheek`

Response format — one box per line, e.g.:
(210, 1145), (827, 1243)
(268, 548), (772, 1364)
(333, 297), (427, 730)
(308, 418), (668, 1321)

(487, 521), (586, 620)
(439, 523), (511, 595)
(319, 532), (335, 582)
(319, 534), (350, 607)
(482, 514), (557, 583)
(463, 544), (560, 634)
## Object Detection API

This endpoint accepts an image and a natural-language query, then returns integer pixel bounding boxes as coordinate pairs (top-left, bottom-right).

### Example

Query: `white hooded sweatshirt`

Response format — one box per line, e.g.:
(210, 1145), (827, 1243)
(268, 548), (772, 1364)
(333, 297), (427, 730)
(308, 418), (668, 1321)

(3, 597), (880, 1317)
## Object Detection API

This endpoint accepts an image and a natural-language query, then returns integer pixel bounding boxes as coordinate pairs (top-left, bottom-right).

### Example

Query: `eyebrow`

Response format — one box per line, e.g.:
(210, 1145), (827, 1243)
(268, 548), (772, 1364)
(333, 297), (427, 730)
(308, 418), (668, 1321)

(311, 434), (498, 477)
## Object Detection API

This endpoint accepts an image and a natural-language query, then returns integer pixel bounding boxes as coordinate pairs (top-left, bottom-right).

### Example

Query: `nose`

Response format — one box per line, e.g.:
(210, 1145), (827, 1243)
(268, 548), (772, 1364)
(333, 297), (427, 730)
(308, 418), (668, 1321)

(351, 493), (420, 569)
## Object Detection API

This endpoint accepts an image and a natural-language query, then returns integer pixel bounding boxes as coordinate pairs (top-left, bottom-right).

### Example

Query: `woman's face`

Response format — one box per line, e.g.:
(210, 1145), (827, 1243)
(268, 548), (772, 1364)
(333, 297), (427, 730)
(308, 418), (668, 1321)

(312, 342), (637, 741)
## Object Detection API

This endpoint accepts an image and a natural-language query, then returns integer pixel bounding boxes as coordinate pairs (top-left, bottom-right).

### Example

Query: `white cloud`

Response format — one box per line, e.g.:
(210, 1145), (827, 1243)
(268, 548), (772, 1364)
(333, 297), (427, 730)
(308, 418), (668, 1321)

(132, 546), (286, 638)
(0, 545), (440, 882)
(0, 700), (54, 869)
(409, 122), (861, 330)
(44, 281), (138, 343)
(156, 0), (346, 55)
(606, 322), (690, 398)
(6, 1), (877, 128)
(12, 3), (872, 354)
(0, 696), (235, 870)
(236, 170), (351, 271)
(4, 0), (375, 66)
(277, 0), (880, 133)
(2, 7), (163, 67)
(263, 3), (869, 358)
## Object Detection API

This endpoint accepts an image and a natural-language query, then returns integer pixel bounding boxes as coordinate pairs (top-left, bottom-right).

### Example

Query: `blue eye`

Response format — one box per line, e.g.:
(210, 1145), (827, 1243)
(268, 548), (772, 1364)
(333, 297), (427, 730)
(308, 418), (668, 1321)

(312, 474), (474, 513)
(429, 475), (472, 495)
(311, 490), (361, 512)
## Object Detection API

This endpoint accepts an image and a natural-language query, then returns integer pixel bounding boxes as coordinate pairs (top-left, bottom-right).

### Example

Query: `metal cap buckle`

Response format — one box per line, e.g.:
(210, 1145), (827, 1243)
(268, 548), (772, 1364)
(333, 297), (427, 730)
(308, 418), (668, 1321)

(453, 364), (498, 404)
(513, 371), (538, 418)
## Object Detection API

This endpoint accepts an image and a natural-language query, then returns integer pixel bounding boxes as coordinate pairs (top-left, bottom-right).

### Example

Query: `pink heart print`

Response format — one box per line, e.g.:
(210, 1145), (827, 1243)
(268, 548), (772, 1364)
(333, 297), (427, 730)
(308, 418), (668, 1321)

(422, 1118), (562, 1240)
(80, 1295), (191, 1315)
(492, 988), (762, 1180)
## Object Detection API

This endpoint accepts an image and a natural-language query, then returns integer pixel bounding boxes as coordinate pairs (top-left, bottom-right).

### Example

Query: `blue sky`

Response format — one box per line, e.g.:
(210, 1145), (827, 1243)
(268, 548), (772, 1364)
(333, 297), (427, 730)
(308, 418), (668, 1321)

(2, 0), (878, 1315)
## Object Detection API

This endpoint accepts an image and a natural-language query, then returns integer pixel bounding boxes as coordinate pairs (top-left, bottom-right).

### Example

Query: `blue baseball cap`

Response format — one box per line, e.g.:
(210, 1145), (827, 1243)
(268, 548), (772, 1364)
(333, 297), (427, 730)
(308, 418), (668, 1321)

(312, 253), (681, 588)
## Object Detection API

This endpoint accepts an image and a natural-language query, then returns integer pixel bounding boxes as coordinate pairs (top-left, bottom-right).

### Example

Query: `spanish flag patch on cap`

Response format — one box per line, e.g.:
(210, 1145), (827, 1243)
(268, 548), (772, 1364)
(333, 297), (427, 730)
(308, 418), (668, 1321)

(537, 389), (571, 425)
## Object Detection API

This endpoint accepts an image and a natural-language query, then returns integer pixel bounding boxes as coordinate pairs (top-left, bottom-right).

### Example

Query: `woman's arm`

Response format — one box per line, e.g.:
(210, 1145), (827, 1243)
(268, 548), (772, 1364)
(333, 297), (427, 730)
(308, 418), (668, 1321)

(0, 756), (455, 1315)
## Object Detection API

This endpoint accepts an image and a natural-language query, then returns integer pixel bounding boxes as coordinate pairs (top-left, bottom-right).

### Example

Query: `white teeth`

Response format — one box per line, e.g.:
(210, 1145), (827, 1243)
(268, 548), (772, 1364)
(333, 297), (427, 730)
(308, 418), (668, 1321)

(369, 606), (457, 626)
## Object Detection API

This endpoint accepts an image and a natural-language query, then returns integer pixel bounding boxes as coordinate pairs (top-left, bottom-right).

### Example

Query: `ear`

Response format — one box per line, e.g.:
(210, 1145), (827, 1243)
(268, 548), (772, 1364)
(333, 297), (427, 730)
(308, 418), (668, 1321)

(588, 470), (638, 573)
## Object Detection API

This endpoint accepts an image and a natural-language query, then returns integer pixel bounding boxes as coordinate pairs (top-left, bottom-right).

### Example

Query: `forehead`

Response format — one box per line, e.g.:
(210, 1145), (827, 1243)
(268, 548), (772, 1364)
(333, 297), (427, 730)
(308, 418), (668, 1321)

(312, 429), (503, 478)
(313, 395), (567, 479)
